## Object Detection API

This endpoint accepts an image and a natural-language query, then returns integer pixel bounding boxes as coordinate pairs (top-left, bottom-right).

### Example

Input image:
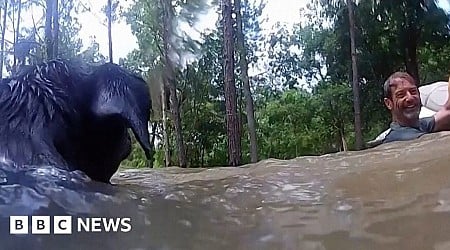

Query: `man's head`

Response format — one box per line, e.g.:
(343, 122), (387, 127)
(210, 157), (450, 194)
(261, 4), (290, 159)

(383, 72), (421, 126)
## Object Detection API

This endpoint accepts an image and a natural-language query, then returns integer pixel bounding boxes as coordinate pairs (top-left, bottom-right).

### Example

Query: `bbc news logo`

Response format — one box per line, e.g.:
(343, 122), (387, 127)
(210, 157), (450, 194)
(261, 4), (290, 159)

(9, 216), (132, 234)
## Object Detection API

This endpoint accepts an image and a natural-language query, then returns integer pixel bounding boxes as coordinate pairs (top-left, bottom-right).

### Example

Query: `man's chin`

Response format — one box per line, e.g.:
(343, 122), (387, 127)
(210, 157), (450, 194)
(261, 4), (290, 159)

(403, 110), (420, 120)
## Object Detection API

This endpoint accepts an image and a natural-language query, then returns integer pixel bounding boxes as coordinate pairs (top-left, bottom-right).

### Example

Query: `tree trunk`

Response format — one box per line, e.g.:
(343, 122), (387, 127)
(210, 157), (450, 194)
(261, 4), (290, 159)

(148, 122), (158, 168)
(201, 147), (205, 168)
(52, 0), (59, 58)
(0, 1), (8, 79)
(223, 0), (241, 166)
(405, 26), (420, 84)
(167, 72), (186, 167)
(347, 0), (363, 150)
(161, 85), (170, 167)
(340, 126), (348, 151)
(107, 0), (113, 63)
(234, 0), (258, 163)
(161, 0), (187, 168)
(13, 0), (22, 72)
(45, 0), (54, 59)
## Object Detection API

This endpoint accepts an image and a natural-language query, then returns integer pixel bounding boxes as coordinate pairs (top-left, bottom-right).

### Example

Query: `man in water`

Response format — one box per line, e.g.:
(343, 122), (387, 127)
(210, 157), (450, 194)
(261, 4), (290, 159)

(382, 72), (450, 143)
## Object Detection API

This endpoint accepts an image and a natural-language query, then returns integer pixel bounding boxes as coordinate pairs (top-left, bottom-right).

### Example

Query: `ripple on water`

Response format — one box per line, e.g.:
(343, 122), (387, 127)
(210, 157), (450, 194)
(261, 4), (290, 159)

(339, 161), (350, 168)
(334, 202), (353, 212)
(1, 133), (448, 249)
(261, 189), (321, 205)
(0, 184), (50, 215)
(178, 219), (193, 228)
(224, 186), (245, 199)
(164, 190), (196, 202)
(242, 181), (263, 190)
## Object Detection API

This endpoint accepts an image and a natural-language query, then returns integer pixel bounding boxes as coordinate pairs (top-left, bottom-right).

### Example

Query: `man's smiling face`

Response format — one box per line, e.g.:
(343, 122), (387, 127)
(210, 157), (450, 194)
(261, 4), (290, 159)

(384, 77), (422, 126)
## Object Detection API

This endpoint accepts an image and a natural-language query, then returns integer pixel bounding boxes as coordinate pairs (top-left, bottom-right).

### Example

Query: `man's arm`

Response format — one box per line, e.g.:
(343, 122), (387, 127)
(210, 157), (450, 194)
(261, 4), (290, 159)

(433, 77), (450, 132)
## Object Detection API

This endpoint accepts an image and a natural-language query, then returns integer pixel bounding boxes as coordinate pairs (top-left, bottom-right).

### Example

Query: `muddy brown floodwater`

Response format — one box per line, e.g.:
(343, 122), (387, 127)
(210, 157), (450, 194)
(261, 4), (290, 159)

(3, 132), (450, 250)
(108, 131), (450, 250)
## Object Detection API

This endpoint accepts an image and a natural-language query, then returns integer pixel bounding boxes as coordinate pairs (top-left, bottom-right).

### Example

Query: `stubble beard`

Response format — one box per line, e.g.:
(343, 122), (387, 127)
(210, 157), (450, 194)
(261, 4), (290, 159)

(402, 105), (421, 121)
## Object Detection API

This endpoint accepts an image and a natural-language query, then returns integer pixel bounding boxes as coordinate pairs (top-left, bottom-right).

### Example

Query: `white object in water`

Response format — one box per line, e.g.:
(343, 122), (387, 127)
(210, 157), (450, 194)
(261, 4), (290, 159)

(419, 106), (436, 118)
(419, 81), (448, 112)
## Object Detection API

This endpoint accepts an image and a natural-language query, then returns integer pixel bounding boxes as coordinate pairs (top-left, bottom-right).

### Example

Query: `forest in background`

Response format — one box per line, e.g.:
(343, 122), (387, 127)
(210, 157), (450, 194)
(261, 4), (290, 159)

(0, 0), (449, 168)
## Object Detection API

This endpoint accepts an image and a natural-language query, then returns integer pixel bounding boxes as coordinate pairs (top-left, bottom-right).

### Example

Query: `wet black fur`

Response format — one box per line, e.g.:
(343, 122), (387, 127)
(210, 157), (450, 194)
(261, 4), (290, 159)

(0, 60), (151, 183)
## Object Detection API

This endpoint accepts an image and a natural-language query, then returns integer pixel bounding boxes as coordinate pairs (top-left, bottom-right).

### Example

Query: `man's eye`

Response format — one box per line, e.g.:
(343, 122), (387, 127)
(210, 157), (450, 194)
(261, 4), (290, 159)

(396, 93), (405, 98)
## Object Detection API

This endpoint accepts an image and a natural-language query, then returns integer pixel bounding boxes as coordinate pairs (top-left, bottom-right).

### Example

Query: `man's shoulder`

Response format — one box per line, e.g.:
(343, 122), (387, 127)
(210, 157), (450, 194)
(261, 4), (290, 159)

(368, 117), (437, 147)
(418, 116), (436, 133)
(383, 119), (432, 143)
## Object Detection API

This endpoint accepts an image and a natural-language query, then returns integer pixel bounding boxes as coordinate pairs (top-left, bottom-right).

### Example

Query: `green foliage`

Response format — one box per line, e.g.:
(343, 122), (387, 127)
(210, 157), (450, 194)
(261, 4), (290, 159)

(264, 0), (449, 145)
(256, 84), (357, 159)
(118, 0), (450, 169)
(0, 0), (109, 74)
(123, 0), (162, 70)
(419, 42), (450, 83)
(0, 0), (446, 168)
(57, 0), (84, 59)
(77, 38), (107, 64)
(120, 142), (148, 169)
(177, 57), (228, 166)
(257, 90), (317, 158)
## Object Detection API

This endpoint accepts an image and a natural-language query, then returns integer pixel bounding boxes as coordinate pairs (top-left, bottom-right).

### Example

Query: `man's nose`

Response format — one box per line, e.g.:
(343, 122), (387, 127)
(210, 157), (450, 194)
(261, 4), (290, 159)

(405, 91), (416, 102)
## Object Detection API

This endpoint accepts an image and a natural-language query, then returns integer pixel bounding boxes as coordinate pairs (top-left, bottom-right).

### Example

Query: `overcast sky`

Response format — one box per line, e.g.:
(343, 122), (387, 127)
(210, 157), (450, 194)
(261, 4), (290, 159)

(77, 0), (308, 62)
(77, 0), (450, 62)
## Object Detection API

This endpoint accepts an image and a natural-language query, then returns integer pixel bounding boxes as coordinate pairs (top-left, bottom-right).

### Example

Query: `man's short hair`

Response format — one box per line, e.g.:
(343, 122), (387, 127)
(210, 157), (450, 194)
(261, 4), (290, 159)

(383, 72), (417, 99)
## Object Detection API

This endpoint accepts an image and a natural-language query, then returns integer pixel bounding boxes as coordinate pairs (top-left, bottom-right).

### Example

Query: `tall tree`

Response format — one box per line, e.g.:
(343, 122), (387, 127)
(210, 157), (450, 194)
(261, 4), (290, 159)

(161, 81), (170, 167)
(161, 0), (187, 167)
(235, 0), (258, 162)
(52, 0), (59, 57)
(0, 0), (8, 79)
(223, 0), (241, 166)
(13, 0), (22, 72)
(45, 0), (54, 59)
(44, 0), (59, 59)
(347, 0), (363, 149)
(107, 0), (113, 63)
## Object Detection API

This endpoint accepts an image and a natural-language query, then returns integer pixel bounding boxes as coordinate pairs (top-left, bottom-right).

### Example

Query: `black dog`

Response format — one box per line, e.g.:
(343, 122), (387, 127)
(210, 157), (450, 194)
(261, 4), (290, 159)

(71, 62), (152, 182)
(0, 60), (152, 183)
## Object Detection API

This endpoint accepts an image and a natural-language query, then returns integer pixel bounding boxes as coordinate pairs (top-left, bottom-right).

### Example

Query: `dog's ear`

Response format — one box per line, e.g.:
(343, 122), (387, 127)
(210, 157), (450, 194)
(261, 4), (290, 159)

(90, 63), (152, 159)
